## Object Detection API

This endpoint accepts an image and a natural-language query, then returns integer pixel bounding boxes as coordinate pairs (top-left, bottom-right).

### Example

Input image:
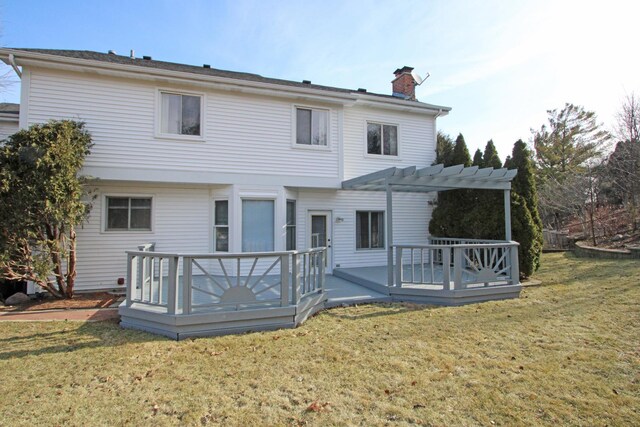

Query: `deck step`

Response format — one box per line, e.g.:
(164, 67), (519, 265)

(333, 269), (391, 295)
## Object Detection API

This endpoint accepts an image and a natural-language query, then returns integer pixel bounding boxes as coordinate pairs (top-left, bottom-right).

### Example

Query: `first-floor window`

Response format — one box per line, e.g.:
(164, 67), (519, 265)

(356, 211), (384, 249)
(367, 122), (398, 156)
(286, 200), (296, 250)
(242, 200), (274, 252)
(106, 196), (152, 231)
(214, 200), (229, 252)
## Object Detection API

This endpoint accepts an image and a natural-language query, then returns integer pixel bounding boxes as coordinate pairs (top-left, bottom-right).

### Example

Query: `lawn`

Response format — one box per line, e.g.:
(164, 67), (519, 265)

(1, 253), (638, 426)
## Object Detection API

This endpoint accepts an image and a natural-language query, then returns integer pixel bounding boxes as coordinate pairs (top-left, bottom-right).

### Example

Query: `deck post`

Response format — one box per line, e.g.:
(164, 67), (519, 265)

(291, 253), (299, 304)
(182, 257), (192, 315)
(280, 254), (290, 307)
(386, 183), (394, 287)
(504, 189), (512, 241)
(453, 247), (463, 290)
(125, 253), (134, 307)
(442, 247), (451, 290)
(167, 256), (178, 315)
(395, 246), (403, 287)
(510, 244), (520, 285)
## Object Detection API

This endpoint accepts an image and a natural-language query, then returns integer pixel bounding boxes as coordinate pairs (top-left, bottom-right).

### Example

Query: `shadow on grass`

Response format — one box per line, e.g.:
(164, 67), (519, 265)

(0, 318), (164, 360)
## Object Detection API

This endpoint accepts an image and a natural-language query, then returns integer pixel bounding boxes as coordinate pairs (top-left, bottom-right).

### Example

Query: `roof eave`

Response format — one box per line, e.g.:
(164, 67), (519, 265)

(0, 48), (452, 114)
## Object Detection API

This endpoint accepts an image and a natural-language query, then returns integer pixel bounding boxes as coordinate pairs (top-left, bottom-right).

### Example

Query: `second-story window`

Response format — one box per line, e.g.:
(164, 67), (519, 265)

(367, 122), (398, 156)
(296, 107), (328, 146)
(160, 92), (202, 136)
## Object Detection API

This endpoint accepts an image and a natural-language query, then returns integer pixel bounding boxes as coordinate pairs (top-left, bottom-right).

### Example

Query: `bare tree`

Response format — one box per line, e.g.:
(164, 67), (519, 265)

(606, 93), (640, 230)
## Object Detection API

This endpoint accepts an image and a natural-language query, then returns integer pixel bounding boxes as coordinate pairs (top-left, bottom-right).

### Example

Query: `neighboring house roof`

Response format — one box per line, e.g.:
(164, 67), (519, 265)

(0, 48), (451, 114)
(0, 103), (19, 115)
(0, 102), (19, 123)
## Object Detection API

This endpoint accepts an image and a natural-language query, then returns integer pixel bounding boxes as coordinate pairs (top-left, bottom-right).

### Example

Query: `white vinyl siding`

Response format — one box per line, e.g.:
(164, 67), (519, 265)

(26, 69), (340, 181)
(75, 184), (211, 290)
(297, 189), (433, 268)
(343, 105), (436, 180)
(0, 121), (18, 141)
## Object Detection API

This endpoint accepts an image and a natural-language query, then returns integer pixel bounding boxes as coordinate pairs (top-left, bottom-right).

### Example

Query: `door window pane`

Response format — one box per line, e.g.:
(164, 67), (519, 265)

(242, 200), (274, 252)
(311, 215), (327, 247)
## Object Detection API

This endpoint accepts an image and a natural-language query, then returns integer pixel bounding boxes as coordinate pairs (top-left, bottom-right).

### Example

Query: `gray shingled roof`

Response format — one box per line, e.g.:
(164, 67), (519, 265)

(0, 103), (19, 114)
(9, 48), (450, 109)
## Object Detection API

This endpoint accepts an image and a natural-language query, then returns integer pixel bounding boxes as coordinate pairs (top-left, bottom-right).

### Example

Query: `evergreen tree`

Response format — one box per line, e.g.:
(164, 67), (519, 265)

(435, 131), (454, 165)
(504, 140), (543, 275)
(0, 120), (93, 298)
(483, 139), (502, 169)
(472, 148), (483, 167)
(429, 133), (472, 237)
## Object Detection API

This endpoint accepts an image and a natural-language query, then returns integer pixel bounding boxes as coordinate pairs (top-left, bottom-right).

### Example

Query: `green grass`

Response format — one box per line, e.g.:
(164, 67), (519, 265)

(1, 253), (638, 426)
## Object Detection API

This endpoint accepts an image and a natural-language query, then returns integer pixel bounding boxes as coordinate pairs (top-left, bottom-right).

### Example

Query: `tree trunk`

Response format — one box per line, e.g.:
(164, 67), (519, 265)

(65, 227), (77, 299)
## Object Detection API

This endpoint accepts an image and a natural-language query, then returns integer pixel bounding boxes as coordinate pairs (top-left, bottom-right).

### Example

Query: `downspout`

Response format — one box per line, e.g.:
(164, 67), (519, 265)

(8, 54), (22, 79)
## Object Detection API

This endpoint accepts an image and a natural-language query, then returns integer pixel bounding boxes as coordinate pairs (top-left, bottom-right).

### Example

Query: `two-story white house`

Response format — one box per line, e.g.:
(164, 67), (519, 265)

(1, 49), (521, 337)
(1, 49), (451, 288)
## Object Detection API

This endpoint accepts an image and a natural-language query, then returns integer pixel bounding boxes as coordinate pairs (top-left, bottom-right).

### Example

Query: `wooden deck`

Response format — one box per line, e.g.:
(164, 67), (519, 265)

(119, 239), (522, 339)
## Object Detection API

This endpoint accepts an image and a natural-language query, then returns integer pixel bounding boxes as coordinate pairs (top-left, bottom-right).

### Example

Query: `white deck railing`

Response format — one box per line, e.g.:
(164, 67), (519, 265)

(124, 246), (326, 314)
(393, 240), (519, 290)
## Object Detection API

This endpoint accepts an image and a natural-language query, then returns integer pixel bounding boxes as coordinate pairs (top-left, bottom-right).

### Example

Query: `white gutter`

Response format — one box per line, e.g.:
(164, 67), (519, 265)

(8, 54), (21, 78)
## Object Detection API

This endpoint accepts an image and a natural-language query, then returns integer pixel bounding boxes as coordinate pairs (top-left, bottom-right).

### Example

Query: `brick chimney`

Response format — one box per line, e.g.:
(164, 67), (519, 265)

(392, 66), (417, 100)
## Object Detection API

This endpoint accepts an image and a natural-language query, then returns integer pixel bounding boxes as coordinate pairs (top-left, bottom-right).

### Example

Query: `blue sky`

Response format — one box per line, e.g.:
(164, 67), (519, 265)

(1, 0), (638, 159)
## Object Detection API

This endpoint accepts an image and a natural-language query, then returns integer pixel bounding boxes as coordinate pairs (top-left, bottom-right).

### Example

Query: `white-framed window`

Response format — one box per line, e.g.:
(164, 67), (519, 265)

(242, 199), (275, 252)
(367, 122), (398, 156)
(159, 91), (203, 137)
(356, 211), (384, 249)
(214, 200), (229, 252)
(105, 196), (152, 231)
(286, 200), (296, 251)
(295, 106), (329, 147)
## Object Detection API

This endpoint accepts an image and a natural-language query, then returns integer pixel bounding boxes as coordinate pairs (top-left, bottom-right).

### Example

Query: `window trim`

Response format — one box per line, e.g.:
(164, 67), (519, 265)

(355, 210), (386, 251)
(363, 120), (401, 159)
(102, 193), (154, 233)
(291, 104), (331, 151)
(155, 88), (205, 142)
(213, 199), (229, 252)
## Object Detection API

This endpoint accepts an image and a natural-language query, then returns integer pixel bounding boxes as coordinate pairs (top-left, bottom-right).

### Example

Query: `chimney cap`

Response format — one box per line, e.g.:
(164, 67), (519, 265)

(393, 66), (414, 76)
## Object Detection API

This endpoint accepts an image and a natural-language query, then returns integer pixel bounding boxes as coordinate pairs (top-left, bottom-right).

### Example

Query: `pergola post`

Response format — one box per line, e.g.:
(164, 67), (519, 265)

(386, 184), (394, 287)
(504, 189), (512, 241)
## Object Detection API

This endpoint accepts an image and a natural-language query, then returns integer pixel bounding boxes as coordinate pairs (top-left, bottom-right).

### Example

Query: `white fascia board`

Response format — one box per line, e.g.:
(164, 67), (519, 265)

(82, 165), (342, 189)
(351, 95), (451, 116)
(0, 49), (359, 106)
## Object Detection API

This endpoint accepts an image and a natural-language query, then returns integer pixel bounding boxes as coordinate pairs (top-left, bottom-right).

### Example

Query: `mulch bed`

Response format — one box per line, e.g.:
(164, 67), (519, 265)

(0, 292), (122, 312)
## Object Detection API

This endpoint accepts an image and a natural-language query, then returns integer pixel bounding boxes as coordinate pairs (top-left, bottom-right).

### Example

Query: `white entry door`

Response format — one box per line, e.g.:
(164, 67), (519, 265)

(308, 210), (332, 273)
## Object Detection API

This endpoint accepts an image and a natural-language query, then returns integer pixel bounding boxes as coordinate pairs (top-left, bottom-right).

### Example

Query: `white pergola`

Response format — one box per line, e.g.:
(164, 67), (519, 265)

(342, 164), (518, 286)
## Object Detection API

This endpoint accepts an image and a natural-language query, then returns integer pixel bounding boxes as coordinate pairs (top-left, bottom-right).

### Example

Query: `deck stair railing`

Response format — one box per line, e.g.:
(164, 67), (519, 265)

(125, 246), (326, 315)
(394, 240), (519, 290)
